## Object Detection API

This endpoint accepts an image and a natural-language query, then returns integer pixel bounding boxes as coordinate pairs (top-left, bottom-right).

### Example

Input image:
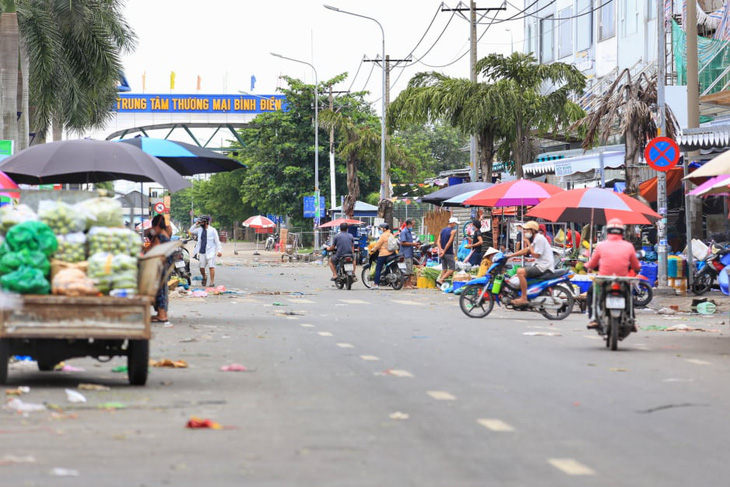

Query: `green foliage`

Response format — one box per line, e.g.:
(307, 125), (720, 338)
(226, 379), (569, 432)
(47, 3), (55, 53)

(391, 122), (469, 184)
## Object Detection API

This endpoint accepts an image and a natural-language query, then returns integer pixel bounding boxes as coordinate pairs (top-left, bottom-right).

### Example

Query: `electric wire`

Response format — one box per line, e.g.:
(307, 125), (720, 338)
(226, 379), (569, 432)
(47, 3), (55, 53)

(347, 56), (366, 93)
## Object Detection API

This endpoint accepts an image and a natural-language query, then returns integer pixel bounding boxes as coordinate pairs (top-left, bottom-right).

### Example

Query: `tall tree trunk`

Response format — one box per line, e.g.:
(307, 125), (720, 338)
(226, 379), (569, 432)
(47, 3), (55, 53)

(16, 34), (29, 150)
(477, 130), (495, 182)
(52, 121), (63, 142)
(624, 129), (641, 198)
(343, 156), (360, 219)
(0, 13), (19, 147)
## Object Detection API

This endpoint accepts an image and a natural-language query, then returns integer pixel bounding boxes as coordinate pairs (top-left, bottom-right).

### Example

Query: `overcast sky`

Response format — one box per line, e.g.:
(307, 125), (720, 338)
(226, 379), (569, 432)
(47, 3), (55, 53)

(120, 0), (524, 105)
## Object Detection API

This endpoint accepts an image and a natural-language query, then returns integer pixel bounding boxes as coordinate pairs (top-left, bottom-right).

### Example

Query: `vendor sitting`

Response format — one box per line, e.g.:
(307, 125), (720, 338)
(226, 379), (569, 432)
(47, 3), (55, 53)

(508, 221), (555, 307)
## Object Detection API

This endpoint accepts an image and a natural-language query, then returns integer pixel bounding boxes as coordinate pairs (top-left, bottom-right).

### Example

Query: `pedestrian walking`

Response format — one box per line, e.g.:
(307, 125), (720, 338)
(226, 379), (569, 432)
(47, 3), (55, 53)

(436, 217), (458, 287)
(399, 219), (419, 289)
(189, 215), (223, 287)
(144, 214), (172, 324)
(466, 219), (483, 266)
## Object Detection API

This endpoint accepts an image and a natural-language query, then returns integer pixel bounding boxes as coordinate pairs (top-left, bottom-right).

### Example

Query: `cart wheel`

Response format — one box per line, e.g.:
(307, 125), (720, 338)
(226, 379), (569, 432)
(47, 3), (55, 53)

(127, 340), (149, 386)
(0, 339), (9, 384)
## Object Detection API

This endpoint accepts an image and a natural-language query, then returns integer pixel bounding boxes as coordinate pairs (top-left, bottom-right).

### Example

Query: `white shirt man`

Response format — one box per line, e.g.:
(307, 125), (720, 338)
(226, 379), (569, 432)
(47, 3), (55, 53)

(189, 217), (223, 286)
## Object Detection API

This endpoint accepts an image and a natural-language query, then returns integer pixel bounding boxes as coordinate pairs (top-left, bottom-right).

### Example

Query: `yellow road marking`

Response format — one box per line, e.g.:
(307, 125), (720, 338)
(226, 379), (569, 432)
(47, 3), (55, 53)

(337, 343), (354, 348)
(548, 459), (596, 476)
(318, 332), (333, 337)
(360, 355), (380, 361)
(477, 419), (514, 432)
(427, 391), (456, 400)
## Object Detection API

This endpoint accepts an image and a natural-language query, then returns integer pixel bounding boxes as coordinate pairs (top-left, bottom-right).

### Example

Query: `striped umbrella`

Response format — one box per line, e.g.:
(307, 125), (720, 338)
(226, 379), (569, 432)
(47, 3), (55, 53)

(526, 187), (660, 225)
(462, 179), (564, 207)
(242, 215), (276, 229)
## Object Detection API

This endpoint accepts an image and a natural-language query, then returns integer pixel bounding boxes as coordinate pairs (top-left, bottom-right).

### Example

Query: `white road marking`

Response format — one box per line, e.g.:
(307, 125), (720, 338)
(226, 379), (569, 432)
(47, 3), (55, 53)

(289, 299), (315, 304)
(548, 458), (596, 476)
(391, 300), (420, 306)
(286, 316), (299, 320)
(318, 332), (333, 337)
(686, 359), (711, 365)
(300, 324), (315, 328)
(385, 369), (414, 377)
(477, 419), (515, 432)
(340, 299), (369, 305)
(360, 355), (380, 361)
(427, 391), (456, 401)
(389, 411), (410, 420)
(337, 343), (354, 348)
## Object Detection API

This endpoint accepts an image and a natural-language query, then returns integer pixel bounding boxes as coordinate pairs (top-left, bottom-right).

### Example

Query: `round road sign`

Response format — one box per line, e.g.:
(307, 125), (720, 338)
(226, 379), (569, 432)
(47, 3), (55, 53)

(644, 137), (680, 172)
(154, 202), (165, 214)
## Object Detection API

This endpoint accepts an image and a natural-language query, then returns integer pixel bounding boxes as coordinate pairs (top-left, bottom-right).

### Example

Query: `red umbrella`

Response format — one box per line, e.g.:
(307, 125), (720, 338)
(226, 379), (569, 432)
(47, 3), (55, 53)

(0, 171), (19, 200)
(319, 218), (364, 228)
(242, 215), (275, 229)
(525, 187), (660, 225)
(462, 179), (564, 207)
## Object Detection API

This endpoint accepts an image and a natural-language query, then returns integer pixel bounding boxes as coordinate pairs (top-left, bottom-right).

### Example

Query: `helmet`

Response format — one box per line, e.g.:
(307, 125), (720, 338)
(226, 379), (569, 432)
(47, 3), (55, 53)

(523, 221), (539, 232)
(606, 218), (625, 236)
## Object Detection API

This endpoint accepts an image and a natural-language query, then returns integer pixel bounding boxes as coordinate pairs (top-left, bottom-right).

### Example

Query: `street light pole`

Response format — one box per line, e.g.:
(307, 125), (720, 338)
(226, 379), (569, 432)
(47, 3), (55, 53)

(324, 4), (387, 201)
(271, 52), (320, 249)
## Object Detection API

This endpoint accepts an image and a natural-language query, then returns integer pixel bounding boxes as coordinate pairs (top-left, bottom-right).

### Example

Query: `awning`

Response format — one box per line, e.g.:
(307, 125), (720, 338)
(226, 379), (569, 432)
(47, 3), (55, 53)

(639, 167), (685, 202)
(523, 151), (625, 177)
(678, 125), (730, 151)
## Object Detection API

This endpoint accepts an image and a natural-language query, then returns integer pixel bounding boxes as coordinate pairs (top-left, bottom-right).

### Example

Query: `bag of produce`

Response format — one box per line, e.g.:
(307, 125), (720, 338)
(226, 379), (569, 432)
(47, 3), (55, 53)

(0, 249), (50, 276)
(87, 252), (138, 294)
(77, 197), (124, 230)
(52, 267), (99, 297)
(88, 227), (142, 257)
(5, 221), (58, 256)
(55, 232), (87, 263)
(0, 266), (50, 295)
(38, 200), (86, 234)
(0, 204), (39, 235)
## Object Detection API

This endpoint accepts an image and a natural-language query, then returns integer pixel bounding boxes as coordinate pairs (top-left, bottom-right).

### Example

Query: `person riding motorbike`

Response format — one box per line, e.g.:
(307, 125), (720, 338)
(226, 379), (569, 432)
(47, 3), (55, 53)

(584, 218), (641, 329)
(508, 220), (555, 307)
(327, 222), (356, 281)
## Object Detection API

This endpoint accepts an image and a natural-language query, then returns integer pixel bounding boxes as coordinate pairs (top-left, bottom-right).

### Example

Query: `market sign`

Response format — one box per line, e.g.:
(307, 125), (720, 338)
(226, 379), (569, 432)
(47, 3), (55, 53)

(0, 140), (13, 156)
(303, 196), (325, 219)
(114, 94), (287, 114)
(554, 160), (574, 177)
(644, 137), (680, 172)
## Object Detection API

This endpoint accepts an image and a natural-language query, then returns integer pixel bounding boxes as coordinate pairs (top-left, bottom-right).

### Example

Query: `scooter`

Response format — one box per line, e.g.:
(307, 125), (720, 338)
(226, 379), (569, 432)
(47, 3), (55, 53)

(459, 252), (575, 320)
(692, 242), (730, 295)
(265, 233), (278, 251)
(361, 252), (405, 290)
(334, 254), (356, 290)
(171, 238), (192, 286)
(591, 276), (640, 350)
(414, 242), (438, 266)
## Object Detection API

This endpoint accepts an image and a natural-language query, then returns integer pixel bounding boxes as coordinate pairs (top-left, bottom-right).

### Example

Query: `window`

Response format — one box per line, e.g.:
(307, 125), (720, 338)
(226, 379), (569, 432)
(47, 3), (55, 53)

(622, 0), (638, 35)
(558, 7), (573, 58)
(576, 0), (593, 51)
(599, 0), (615, 41)
(540, 15), (555, 63)
(526, 23), (536, 56)
(647, 0), (657, 19)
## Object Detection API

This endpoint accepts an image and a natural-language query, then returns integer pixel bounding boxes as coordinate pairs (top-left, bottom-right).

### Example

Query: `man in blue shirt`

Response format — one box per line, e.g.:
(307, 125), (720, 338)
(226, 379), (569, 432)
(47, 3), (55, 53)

(399, 219), (420, 289)
(327, 223), (356, 281)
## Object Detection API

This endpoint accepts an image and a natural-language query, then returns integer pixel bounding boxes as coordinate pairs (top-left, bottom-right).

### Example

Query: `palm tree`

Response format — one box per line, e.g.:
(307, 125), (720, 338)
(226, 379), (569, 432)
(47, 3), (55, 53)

(476, 52), (586, 178)
(388, 71), (505, 182)
(572, 70), (678, 198)
(1, 0), (136, 148)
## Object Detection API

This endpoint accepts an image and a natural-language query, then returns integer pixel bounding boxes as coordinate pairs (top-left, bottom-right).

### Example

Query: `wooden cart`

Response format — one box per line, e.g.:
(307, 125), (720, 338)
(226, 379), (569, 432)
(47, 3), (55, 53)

(0, 241), (179, 386)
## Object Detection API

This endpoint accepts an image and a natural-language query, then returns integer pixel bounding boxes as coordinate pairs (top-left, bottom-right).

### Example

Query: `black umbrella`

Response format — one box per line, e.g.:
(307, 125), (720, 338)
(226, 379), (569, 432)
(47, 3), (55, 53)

(421, 181), (494, 206)
(117, 138), (244, 176)
(0, 139), (190, 193)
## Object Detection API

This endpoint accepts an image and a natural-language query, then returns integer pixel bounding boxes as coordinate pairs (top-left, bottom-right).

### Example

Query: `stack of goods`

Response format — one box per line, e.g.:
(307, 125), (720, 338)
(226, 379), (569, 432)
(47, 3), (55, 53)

(0, 219), (57, 294)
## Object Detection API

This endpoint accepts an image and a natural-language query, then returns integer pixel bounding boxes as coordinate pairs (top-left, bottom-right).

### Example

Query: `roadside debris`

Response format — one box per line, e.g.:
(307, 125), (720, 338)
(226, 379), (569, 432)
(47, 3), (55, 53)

(186, 416), (222, 429)
(0, 455), (36, 466)
(220, 364), (247, 372)
(111, 366), (127, 373)
(150, 359), (188, 368)
(50, 468), (80, 477)
(97, 402), (126, 410)
(65, 389), (87, 403)
(5, 398), (46, 413)
(5, 386), (30, 396)
(523, 332), (562, 337)
(389, 411), (410, 420)
(78, 383), (110, 391)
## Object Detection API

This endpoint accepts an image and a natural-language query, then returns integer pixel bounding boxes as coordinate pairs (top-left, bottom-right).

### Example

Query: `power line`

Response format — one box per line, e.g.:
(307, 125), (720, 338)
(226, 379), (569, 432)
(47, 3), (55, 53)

(347, 56), (366, 93)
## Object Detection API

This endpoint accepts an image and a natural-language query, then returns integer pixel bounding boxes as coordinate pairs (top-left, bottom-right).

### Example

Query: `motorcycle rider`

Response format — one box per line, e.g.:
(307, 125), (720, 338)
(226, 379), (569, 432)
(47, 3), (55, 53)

(327, 222), (356, 281)
(584, 218), (641, 329)
(509, 220), (555, 307)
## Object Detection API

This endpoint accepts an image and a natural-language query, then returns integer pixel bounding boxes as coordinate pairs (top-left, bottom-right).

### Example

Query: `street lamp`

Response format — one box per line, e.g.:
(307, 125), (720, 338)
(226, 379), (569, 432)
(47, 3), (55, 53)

(270, 52), (320, 249)
(324, 4), (387, 201)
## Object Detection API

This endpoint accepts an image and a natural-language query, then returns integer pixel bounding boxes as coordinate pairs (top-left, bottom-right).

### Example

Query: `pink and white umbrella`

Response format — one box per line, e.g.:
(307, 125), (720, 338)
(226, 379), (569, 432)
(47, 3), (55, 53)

(242, 215), (275, 229)
(688, 174), (730, 197)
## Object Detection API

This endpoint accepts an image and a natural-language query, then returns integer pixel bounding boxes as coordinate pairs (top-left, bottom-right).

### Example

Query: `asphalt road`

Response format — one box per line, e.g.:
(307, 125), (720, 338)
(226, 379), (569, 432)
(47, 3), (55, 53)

(3, 250), (730, 486)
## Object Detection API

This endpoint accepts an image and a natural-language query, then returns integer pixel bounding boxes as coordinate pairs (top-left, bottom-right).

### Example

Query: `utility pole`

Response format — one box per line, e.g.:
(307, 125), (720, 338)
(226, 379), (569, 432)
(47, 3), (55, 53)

(329, 85), (336, 210)
(686, 0), (701, 285)
(656, 0), (668, 288)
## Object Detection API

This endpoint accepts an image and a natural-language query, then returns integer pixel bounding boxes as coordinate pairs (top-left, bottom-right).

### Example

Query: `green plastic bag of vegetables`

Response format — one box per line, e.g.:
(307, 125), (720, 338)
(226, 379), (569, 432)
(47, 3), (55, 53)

(0, 249), (50, 276)
(0, 266), (50, 294)
(6, 221), (58, 256)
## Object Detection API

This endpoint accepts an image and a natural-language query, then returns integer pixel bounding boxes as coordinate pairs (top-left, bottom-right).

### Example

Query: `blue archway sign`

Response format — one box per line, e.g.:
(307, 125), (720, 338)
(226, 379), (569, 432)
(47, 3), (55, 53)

(644, 136), (680, 172)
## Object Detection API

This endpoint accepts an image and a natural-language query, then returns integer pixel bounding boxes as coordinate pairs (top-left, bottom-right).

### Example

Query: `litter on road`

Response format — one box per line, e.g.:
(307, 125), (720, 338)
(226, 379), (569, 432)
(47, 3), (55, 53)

(150, 359), (188, 368)
(220, 363), (247, 372)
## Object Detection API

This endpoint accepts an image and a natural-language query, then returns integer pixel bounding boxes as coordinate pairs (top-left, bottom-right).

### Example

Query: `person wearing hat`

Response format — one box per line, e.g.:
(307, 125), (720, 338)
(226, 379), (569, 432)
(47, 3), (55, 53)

(370, 222), (396, 289)
(508, 220), (555, 307)
(436, 217), (459, 286)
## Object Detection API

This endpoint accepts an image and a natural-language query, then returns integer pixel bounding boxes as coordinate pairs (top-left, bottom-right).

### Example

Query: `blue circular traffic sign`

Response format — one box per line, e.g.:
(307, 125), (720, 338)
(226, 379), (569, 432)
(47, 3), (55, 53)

(644, 137), (680, 172)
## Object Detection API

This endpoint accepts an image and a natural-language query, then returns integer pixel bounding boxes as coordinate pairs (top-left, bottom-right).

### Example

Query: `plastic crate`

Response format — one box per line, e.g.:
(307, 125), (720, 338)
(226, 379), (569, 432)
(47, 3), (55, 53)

(570, 279), (592, 294)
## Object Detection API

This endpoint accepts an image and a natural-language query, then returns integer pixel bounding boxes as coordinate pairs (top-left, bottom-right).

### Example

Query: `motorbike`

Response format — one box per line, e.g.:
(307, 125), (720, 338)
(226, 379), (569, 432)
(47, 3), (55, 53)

(334, 254), (356, 290)
(459, 252), (575, 320)
(692, 242), (730, 295)
(361, 252), (405, 290)
(414, 242), (438, 266)
(171, 238), (192, 286)
(265, 233), (279, 251)
(591, 276), (640, 350)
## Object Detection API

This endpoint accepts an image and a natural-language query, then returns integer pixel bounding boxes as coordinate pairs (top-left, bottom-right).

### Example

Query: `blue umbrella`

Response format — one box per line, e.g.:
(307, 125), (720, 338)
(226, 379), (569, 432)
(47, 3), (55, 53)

(117, 138), (243, 176)
(442, 189), (485, 207)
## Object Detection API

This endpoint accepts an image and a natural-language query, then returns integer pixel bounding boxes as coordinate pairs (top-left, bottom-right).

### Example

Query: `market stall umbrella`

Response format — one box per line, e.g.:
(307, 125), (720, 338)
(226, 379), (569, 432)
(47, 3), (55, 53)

(242, 215), (276, 229)
(688, 174), (730, 196)
(525, 187), (660, 225)
(442, 189), (485, 207)
(421, 181), (493, 206)
(117, 138), (244, 176)
(319, 218), (364, 228)
(0, 170), (19, 200)
(462, 179), (564, 207)
(683, 149), (730, 179)
(0, 139), (190, 193)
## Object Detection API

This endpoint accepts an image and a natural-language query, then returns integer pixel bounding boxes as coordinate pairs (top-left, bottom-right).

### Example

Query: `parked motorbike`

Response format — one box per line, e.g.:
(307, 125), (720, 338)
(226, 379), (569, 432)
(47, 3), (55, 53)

(459, 252), (575, 320)
(414, 242), (438, 266)
(592, 276), (640, 350)
(361, 252), (405, 290)
(171, 238), (192, 286)
(692, 242), (730, 295)
(265, 233), (279, 251)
